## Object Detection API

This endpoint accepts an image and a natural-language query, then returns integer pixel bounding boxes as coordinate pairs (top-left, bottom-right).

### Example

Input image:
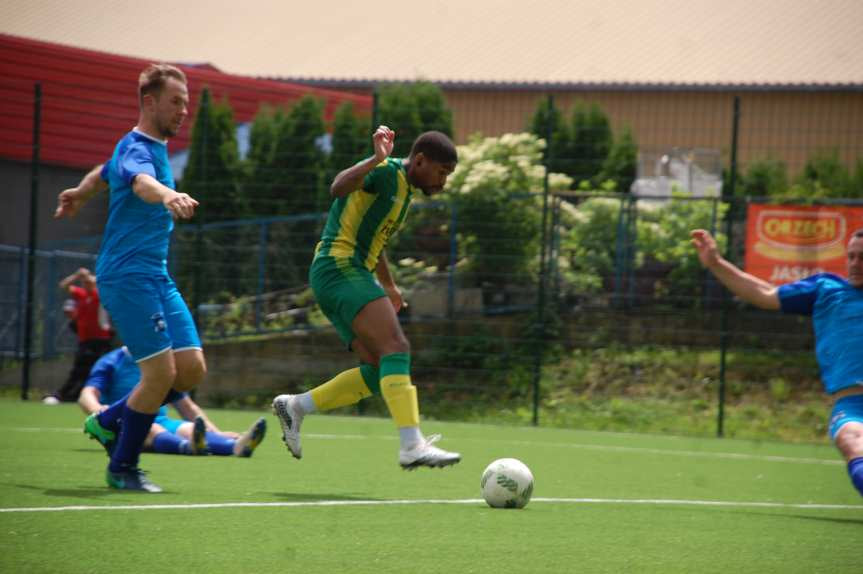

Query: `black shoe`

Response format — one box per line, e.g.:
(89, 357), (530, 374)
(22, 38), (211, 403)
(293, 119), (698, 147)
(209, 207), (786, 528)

(105, 467), (162, 493)
(188, 416), (208, 455)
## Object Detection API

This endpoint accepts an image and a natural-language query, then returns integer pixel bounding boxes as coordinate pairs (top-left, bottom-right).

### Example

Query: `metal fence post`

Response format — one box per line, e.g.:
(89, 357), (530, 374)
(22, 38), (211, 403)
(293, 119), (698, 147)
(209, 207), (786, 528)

(192, 96), (209, 328)
(255, 221), (269, 332)
(717, 95), (741, 438)
(446, 199), (457, 318)
(21, 82), (41, 400)
(531, 94), (555, 427)
(44, 252), (57, 358)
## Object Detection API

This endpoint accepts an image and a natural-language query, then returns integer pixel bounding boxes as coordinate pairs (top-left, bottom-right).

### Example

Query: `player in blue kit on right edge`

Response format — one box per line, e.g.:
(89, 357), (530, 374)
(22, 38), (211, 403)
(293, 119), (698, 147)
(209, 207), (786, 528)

(55, 64), (204, 492)
(691, 227), (863, 496)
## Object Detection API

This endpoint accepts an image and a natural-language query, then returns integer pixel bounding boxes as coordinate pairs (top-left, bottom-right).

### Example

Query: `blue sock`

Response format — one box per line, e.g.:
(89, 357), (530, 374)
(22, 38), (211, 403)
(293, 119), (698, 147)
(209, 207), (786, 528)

(108, 406), (156, 473)
(151, 431), (190, 455)
(848, 457), (863, 496)
(162, 389), (184, 405)
(96, 392), (132, 433)
(96, 389), (180, 432)
(205, 432), (235, 456)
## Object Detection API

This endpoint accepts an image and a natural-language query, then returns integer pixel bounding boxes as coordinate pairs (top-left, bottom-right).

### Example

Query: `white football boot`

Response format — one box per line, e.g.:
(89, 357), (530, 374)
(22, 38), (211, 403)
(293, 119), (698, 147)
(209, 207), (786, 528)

(272, 394), (304, 459)
(399, 434), (461, 470)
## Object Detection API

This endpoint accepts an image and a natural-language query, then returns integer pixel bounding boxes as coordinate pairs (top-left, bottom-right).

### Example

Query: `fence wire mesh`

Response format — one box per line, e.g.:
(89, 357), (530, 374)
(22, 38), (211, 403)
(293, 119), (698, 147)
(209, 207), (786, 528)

(3, 78), (862, 439)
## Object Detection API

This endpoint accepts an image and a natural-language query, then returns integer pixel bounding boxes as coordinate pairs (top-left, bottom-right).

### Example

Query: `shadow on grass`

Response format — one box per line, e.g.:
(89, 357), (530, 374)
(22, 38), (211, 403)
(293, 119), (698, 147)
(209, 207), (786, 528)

(7, 483), (178, 499)
(745, 511), (863, 526)
(648, 504), (863, 526)
(266, 491), (386, 502)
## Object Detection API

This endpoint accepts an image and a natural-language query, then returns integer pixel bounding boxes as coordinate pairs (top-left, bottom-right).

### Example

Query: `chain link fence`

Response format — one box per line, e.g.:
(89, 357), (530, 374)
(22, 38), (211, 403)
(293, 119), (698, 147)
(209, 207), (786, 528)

(3, 79), (862, 440)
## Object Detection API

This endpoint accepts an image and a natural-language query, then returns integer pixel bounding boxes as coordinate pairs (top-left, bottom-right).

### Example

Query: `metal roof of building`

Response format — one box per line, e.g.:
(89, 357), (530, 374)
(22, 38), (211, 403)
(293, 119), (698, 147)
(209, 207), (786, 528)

(1, 0), (861, 88)
(0, 34), (371, 169)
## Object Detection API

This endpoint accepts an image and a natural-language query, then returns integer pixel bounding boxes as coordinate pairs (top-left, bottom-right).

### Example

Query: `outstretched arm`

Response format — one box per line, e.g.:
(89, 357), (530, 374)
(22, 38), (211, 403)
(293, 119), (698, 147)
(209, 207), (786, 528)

(132, 174), (199, 219)
(329, 125), (395, 198)
(690, 229), (780, 310)
(54, 164), (108, 219)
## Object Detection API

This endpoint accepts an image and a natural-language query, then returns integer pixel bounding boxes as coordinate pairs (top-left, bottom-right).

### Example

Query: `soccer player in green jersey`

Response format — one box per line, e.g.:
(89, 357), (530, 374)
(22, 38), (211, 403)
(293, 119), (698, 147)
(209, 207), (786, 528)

(273, 126), (461, 469)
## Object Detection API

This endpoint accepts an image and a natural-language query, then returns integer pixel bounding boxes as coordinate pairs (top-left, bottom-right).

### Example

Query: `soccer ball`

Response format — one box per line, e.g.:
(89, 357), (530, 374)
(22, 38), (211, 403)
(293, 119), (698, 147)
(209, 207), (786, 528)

(480, 458), (534, 509)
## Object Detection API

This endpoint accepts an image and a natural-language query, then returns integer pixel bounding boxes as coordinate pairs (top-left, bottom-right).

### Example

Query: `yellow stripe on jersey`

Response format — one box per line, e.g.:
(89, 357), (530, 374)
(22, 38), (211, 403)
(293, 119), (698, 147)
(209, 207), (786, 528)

(363, 169), (411, 270)
(328, 189), (378, 260)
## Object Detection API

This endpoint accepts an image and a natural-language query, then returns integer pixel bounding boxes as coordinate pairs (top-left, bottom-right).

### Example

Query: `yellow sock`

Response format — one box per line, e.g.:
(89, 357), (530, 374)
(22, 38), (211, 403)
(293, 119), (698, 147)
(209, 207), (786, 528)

(379, 353), (420, 427)
(381, 375), (420, 427)
(310, 367), (372, 411)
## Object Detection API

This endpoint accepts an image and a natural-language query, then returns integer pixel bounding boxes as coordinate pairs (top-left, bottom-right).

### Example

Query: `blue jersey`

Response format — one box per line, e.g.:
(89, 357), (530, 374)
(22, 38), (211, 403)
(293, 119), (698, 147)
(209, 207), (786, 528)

(84, 347), (184, 416)
(778, 273), (863, 394)
(96, 129), (175, 280)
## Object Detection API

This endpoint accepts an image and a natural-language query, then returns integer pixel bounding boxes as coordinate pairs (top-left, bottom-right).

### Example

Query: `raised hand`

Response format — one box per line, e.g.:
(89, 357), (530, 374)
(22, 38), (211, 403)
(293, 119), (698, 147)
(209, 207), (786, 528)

(373, 125), (395, 162)
(690, 229), (720, 268)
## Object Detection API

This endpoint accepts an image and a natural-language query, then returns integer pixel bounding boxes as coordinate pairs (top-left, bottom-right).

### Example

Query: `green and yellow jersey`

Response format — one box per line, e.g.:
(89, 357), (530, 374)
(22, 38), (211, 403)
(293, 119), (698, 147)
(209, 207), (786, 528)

(315, 158), (415, 271)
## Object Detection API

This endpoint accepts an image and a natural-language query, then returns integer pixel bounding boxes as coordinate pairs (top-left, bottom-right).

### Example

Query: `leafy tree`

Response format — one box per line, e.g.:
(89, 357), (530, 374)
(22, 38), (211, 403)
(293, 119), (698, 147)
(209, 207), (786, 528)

(377, 84), (422, 158)
(557, 197), (624, 295)
(175, 88), (250, 300)
(558, 192), (726, 306)
(267, 96), (328, 215)
(528, 97), (569, 174)
(330, 101), (370, 173)
(740, 158), (788, 197)
(567, 101), (612, 187)
(636, 193), (727, 304)
(180, 88), (243, 222)
(445, 133), (572, 287)
(852, 159), (863, 198)
(261, 96), (327, 286)
(599, 126), (638, 193)
(242, 106), (287, 216)
(412, 82), (453, 136)
(797, 150), (852, 198)
(377, 82), (453, 157)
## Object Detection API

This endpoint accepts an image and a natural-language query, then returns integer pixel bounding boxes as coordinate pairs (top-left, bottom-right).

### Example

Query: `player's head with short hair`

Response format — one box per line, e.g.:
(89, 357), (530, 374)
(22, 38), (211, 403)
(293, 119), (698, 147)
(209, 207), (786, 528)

(137, 64), (189, 139)
(848, 228), (863, 288)
(138, 64), (187, 105)
(409, 131), (458, 165)
(406, 131), (458, 196)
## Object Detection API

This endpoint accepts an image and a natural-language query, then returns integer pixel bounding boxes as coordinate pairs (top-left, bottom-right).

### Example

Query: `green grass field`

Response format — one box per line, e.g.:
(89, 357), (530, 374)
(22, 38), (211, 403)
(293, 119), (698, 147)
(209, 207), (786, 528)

(0, 398), (860, 574)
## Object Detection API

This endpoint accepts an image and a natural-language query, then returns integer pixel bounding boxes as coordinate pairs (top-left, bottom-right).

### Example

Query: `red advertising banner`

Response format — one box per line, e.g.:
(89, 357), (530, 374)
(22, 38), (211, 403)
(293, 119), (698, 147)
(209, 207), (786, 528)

(744, 204), (863, 285)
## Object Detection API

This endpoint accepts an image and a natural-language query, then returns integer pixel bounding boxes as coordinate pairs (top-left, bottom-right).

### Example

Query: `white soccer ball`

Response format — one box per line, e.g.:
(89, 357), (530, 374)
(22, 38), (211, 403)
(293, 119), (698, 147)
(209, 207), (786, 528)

(480, 458), (534, 509)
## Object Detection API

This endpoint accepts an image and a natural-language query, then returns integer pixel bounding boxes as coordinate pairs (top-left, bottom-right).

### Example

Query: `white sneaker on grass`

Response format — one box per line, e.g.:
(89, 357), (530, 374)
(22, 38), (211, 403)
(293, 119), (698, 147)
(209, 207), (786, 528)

(399, 434), (461, 470)
(272, 394), (304, 459)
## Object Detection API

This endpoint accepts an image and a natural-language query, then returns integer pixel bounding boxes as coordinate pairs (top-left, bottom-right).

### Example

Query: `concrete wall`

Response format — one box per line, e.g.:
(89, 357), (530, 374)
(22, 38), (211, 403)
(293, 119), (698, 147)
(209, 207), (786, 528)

(2, 159), (107, 247)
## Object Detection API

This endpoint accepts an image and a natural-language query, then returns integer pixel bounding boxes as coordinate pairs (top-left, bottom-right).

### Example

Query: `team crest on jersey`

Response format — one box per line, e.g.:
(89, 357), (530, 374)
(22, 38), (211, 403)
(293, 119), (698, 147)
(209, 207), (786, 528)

(151, 312), (167, 333)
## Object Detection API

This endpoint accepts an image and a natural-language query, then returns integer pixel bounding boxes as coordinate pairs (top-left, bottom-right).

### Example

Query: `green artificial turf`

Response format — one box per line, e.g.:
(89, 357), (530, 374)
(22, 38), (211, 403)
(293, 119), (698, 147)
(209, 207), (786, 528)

(0, 399), (860, 574)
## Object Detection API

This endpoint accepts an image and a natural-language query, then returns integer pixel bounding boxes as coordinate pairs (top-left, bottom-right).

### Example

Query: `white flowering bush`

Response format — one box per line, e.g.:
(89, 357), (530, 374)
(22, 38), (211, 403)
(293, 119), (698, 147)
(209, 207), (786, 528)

(443, 133), (572, 286)
(558, 191), (727, 303)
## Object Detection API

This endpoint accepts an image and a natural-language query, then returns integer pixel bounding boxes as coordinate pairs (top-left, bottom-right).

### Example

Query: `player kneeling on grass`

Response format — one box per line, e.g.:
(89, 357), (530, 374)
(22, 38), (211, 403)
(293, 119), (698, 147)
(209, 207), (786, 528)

(691, 227), (863, 496)
(81, 347), (266, 458)
(272, 126), (461, 470)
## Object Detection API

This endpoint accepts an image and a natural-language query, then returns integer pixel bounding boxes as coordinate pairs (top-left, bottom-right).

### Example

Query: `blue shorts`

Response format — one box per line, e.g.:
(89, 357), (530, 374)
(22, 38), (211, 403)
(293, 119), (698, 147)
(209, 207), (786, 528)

(153, 414), (184, 434)
(98, 274), (201, 362)
(829, 395), (863, 440)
